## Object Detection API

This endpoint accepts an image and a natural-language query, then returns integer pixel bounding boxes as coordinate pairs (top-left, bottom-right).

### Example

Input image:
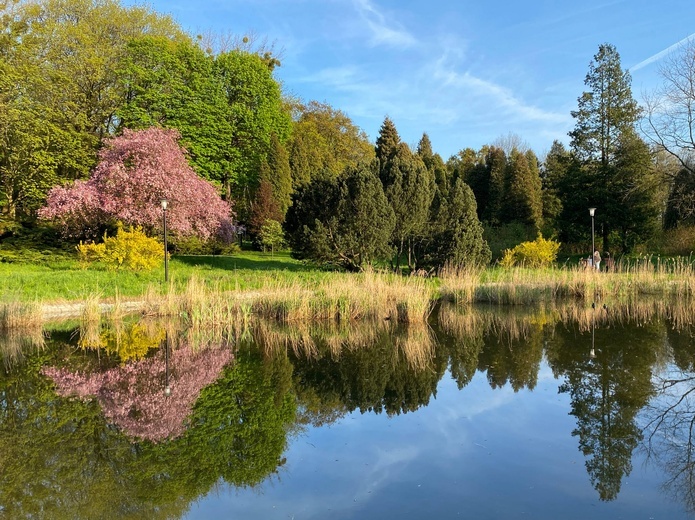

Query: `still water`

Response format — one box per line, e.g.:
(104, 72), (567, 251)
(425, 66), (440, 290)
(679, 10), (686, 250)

(1, 301), (695, 519)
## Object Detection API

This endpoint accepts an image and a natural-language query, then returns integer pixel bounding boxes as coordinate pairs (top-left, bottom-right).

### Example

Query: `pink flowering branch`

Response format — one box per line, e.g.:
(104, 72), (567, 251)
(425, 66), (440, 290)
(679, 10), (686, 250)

(39, 127), (235, 241)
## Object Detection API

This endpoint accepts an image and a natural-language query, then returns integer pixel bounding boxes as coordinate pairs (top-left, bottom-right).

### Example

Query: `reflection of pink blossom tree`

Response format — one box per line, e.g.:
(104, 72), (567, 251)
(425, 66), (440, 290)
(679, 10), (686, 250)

(42, 345), (232, 442)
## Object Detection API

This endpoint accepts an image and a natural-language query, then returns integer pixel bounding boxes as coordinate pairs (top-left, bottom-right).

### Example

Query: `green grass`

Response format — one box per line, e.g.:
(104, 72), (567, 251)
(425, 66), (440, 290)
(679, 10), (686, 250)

(0, 250), (334, 302)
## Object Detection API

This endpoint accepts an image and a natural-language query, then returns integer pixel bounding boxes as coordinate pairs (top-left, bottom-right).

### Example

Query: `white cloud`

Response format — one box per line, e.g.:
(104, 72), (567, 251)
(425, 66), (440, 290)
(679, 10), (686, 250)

(352, 0), (418, 48)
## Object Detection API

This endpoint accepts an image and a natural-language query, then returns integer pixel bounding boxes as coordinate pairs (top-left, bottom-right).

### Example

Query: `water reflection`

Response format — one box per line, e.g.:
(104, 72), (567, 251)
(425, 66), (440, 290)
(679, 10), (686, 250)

(0, 299), (694, 517)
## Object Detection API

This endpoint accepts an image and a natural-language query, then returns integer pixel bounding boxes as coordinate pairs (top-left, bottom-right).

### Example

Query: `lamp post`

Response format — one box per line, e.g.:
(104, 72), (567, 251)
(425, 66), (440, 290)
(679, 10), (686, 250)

(589, 207), (596, 268)
(161, 199), (169, 282)
(164, 331), (171, 397)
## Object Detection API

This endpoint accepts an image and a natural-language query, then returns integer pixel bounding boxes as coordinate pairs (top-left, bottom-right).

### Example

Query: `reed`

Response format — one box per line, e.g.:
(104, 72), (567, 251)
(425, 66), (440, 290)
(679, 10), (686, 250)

(395, 323), (436, 370)
(0, 300), (43, 330)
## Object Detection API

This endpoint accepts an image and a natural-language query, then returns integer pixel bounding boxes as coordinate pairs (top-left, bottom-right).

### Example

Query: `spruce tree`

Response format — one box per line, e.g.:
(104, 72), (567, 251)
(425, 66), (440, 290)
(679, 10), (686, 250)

(375, 116), (401, 170)
(502, 149), (543, 230)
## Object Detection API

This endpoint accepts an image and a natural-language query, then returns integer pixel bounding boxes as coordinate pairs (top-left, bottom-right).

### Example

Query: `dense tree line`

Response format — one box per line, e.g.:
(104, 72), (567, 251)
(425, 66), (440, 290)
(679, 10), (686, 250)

(3, 0), (695, 264)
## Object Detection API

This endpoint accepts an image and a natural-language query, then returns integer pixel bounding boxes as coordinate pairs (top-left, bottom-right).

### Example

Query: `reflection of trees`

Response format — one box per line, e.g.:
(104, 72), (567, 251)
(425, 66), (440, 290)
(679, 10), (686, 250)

(0, 340), (295, 519)
(289, 324), (447, 417)
(42, 342), (232, 442)
(547, 320), (661, 501)
(641, 324), (695, 512)
(477, 316), (546, 392)
(436, 303), (551, 391)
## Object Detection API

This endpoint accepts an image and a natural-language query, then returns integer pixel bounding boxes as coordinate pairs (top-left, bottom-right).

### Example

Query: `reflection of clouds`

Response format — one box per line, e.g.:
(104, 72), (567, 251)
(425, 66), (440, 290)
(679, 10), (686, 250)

(188, 364), (575, 519)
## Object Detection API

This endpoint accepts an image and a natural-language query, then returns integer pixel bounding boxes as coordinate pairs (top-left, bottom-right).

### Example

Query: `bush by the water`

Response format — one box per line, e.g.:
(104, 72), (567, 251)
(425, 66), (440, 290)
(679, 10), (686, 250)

(77, 226), (163, 270)
(500, 234), (560, 268)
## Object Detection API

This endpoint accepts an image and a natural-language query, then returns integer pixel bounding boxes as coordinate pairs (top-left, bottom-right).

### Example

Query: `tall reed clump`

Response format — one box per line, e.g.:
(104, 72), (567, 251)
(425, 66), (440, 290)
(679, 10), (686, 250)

(249, 268), (436, 324)
(438, 263), (482, 304)
(0, 300), (45, 364)
(0, 300), (44, 331)
(175, 276), (248, 346)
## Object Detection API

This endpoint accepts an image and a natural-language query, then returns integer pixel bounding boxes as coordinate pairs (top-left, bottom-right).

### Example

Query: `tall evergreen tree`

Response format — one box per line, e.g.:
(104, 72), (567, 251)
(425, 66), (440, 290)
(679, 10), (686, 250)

(541, 140), (572, 234)
(502, 149), (543, 230)
(428, 178), (491, 268)
(284, 165), (395, 271)
(380, 143), (433, 271)
(417, 132), (449, 202)
(483, 146), (507, 225)
(569, 43), (642, 252)
(375, 116), (401, 169)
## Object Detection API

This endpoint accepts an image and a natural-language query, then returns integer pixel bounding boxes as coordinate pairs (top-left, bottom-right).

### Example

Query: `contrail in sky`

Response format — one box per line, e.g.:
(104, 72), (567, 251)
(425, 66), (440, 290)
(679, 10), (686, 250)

(630, 33), (695, 72)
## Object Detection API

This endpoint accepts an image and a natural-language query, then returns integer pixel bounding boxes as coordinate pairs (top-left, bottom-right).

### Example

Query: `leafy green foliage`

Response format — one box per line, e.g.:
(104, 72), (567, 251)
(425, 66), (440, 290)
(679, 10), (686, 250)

(77, 226), (163, 271)
(0, 0), (187, 222)
(287, 100), (374, 187)
(258, 219), (286, 255)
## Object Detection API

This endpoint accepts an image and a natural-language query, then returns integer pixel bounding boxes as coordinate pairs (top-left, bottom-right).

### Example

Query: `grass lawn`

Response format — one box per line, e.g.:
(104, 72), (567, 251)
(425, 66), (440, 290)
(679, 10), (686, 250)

(0, 250), (339, 303)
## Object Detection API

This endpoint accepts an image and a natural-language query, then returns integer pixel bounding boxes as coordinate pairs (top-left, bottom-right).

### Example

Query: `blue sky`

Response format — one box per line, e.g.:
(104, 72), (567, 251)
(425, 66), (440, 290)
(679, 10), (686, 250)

(126, 0), (695, 159)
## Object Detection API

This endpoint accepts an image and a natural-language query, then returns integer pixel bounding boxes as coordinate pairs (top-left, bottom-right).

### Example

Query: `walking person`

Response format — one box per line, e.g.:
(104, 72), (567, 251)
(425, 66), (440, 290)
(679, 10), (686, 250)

(593, 250), (601, 271)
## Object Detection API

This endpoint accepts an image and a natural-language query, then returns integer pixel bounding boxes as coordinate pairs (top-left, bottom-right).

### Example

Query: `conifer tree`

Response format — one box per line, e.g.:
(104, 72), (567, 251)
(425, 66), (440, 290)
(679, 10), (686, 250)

(569, 43), (643, 252)
(375, 116), (401, 169)
(502, 149), (543, 230)
(483, 147), (507, 225)
(428, 178), (491, 267)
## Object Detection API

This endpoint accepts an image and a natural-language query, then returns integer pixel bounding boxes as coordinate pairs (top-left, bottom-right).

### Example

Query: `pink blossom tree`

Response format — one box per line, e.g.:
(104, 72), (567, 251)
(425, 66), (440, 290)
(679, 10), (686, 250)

(39, 127), (235, 241)
(41, 343), (233, 443)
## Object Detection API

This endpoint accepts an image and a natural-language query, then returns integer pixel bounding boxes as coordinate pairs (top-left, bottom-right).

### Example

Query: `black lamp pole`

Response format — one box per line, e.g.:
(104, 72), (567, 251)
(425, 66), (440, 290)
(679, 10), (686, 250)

(161, 199), (169, 282)
(589, 207), (596, 267)
(164, 331), (171, 397)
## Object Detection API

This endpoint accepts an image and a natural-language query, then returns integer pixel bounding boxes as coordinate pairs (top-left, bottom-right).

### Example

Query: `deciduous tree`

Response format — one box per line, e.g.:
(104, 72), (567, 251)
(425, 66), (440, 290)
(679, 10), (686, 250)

(39, 127), (234, 241)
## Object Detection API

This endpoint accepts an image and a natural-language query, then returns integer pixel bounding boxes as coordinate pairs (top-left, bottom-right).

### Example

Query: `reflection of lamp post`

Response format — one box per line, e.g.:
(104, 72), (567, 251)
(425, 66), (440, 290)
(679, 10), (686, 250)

(164, 331), (171, 397)
(161, 199), (169, 282)
(589, 207), (596, 268)
(590, 309), (596, 359)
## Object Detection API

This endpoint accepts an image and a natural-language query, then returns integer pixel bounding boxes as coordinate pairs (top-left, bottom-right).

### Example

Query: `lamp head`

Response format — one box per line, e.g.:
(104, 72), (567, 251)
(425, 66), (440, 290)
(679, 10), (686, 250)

(589, 207), (596, 217)
(161, 199), (168, 210)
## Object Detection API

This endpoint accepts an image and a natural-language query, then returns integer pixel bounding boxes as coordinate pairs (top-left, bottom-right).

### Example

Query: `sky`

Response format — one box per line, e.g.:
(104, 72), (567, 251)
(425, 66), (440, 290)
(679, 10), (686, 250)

(125, 0), (695, 160)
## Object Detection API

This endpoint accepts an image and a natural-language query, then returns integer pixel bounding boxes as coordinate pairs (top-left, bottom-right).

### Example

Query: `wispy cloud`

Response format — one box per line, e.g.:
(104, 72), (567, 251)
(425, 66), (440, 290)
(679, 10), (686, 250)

(630, 33), (695, 72)
(352, 0), (417, 48)
(432, 49), (568, 124)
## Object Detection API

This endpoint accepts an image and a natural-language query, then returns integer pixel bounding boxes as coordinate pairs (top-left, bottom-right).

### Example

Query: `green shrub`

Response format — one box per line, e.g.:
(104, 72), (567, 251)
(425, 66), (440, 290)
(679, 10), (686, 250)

(171, 235), (241, 255)
(499, 234), (561, 268)
(653, 226), (695, 256)
(483, 222), (538, 261)
(77, 226), (163, 271)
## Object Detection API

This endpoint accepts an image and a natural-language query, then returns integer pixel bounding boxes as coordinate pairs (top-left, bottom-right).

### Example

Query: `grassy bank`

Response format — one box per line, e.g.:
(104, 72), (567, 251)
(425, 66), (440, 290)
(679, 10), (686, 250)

(2, 252), (695, 331)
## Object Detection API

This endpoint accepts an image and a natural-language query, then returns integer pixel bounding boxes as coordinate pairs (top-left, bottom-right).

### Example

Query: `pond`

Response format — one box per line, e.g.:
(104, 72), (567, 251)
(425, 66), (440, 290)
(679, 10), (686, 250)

(1, 300), (695, 519)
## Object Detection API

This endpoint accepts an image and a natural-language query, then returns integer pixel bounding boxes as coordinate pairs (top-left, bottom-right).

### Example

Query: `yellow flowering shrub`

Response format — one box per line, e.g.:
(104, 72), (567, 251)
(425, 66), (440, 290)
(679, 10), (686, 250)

(77, 225), (164, 271)
(499, 234), (560, 268)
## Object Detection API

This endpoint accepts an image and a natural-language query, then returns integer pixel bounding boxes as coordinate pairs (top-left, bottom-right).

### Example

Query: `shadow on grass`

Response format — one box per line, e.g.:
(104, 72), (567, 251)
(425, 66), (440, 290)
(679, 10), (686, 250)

(174, 253), (323, 273)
